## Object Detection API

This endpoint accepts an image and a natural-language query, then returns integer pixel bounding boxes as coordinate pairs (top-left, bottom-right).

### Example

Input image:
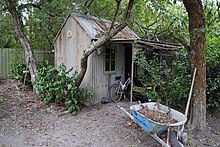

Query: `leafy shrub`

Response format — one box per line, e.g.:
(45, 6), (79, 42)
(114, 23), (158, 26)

(206, 50), (220, 109)
(135, 49), (191, 111)
(10, 60), (31, 84)
(35, 62), (92, 114)
(134, 50), (162, 101)
(135, 48), (220, 111)
(158, 58), (191, 111)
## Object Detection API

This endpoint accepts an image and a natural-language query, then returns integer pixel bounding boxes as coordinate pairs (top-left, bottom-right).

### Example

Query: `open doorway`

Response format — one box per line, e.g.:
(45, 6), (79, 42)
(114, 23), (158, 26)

(124, 44), (132, 80)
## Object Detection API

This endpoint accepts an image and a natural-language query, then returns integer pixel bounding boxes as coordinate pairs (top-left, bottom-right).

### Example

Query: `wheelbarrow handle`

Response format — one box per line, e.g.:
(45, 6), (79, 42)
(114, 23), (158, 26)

(116, 105), (134, 120)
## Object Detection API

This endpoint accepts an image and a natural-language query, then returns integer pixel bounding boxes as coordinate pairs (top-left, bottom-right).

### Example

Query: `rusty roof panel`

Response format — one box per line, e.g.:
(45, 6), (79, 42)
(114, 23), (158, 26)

(72, 13), (139, 40)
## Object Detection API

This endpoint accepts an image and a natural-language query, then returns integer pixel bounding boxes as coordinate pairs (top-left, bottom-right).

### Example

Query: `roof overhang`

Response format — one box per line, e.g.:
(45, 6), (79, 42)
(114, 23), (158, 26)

(101, 39), (181, 51)
(135, 39), (181, 51)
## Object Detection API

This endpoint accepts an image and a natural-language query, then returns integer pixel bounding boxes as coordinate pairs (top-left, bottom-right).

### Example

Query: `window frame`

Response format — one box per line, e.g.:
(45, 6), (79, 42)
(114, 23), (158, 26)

(104, 46), (116, 74)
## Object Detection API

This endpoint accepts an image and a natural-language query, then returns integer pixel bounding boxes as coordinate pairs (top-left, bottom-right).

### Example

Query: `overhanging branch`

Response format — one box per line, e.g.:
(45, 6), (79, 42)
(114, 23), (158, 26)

(109, 0), (122, 32)
(169, 29), (191, 51)
(76, 0), (135, 87)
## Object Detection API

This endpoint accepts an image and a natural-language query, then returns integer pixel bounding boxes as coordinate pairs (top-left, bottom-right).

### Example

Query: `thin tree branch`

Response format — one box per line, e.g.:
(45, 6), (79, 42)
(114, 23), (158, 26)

(40, 23), (53, 47)
(84, 0), (95, 15)
(156, 21), (174, 36)
(169, 29), (191, 51)
(125, 0), (135, 20)
(86, 0), (94, 8)
(109, 0), (122, 32)
(134, 18), (160, 37)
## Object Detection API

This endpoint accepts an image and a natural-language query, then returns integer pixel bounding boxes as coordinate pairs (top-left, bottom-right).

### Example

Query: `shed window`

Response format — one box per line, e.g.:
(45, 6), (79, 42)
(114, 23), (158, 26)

(105, 47), (115, 73)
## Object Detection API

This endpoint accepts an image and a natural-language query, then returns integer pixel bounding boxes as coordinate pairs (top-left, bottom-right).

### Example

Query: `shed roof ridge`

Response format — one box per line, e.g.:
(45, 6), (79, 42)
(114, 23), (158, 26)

(71, 12), (113, 24)
(54, 12), (139, 43)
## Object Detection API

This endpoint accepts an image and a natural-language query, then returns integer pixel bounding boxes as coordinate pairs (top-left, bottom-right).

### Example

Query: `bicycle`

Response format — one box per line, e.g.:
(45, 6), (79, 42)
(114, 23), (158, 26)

(110, 76), (131, 102)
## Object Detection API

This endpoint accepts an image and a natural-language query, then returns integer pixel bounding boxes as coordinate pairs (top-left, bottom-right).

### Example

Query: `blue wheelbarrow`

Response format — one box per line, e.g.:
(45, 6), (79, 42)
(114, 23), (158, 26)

(117, 102), (187, 147)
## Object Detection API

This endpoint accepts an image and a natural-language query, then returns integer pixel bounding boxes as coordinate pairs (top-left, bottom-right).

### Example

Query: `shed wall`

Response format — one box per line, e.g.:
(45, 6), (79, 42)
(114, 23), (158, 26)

(86, 44), (125, 103)
(54, 16), (91, 70)
(54, 17), (126, 104)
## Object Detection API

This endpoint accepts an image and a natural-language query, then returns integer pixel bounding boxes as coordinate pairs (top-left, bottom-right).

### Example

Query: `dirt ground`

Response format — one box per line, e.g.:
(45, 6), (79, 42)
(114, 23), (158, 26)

(0, 79), (220, 147)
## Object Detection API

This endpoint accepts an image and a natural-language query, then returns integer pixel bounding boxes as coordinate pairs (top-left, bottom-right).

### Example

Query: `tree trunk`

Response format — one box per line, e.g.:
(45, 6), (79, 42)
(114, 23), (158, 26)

(76, 0), (135, 87)
(5, 0), (38, 84)
(183, 0), (206, 130)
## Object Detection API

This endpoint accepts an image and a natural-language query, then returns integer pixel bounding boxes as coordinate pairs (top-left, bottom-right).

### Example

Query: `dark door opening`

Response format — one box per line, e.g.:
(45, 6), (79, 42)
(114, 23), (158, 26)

(124, 44), (132, 81)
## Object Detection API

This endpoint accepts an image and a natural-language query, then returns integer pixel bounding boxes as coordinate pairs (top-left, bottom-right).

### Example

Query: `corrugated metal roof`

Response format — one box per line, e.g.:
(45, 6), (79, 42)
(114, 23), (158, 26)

(71, 13), (139, 40)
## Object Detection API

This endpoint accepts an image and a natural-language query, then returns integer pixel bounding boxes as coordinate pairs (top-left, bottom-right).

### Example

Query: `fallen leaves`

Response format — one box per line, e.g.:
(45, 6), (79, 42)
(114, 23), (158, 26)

(138, 108), (176, 124)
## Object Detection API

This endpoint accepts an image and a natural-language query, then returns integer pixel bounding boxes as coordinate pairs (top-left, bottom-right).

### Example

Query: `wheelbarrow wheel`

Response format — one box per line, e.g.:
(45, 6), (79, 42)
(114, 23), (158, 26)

(169, 130), (184, 147)
(178, 132), (188, 145)
(110, 84), (123, 102)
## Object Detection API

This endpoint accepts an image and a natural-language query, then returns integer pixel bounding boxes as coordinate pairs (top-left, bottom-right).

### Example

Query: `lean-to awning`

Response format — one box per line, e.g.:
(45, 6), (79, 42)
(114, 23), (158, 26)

(128, 40), (181, 105)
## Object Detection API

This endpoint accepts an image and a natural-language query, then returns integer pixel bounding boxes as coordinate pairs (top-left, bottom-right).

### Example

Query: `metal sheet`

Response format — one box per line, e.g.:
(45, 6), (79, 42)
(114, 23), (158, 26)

(72, 13), (139, 40)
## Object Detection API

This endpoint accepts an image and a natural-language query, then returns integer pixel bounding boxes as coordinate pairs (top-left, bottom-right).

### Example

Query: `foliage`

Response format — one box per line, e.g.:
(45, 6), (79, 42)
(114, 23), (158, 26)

(0, 11), (20, 48)
(206, 49), (220, 109)
(135, 49), (191, 111)
(25, 0), (77, 51)
(135, 46), (220, 111)
(158, 52), (191, 111)
(10, 59), (31, 84)
(35, 62), (92, 114)
(132, 1), (188, 43)
(204, 1), (220, 109)
(134, 50), (161, 101)
(1, 0), (78, 51)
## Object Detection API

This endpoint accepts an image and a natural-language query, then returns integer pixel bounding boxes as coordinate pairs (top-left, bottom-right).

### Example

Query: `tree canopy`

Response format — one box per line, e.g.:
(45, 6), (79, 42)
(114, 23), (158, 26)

(1, 0), (219, 52)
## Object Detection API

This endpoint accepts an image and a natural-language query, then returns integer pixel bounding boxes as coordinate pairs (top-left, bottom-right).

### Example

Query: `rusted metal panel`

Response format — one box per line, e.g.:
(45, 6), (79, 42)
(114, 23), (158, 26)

(72, 13), (139, 40)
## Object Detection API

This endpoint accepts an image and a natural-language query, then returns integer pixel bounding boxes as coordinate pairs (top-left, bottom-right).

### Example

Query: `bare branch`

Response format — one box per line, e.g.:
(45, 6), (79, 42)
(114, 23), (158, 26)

(84, 0), (95, 15)
(169, 29), (191, 51)
(86, 0), (94, 8)
(146, 20), (160, 29)
(125, 0), (135, 20)
(109, 0), (122, 32)
(134, 18), (160, 37)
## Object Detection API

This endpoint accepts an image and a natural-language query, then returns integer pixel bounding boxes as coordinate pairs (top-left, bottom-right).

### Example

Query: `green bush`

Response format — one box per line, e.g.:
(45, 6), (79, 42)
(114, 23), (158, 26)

(135, 48), (220, 111)
(35, 62), (92, 114)
(10, 60), (31, 84)
(158, 58), (191, 111)
(206, 50), (220, 109)
(135, 50), (191, 111)
(134, 50), (162, 101)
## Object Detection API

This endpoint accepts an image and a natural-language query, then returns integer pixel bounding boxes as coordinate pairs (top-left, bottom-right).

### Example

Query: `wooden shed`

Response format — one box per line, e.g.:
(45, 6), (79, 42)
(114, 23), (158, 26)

(53, 13), (180, 104)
